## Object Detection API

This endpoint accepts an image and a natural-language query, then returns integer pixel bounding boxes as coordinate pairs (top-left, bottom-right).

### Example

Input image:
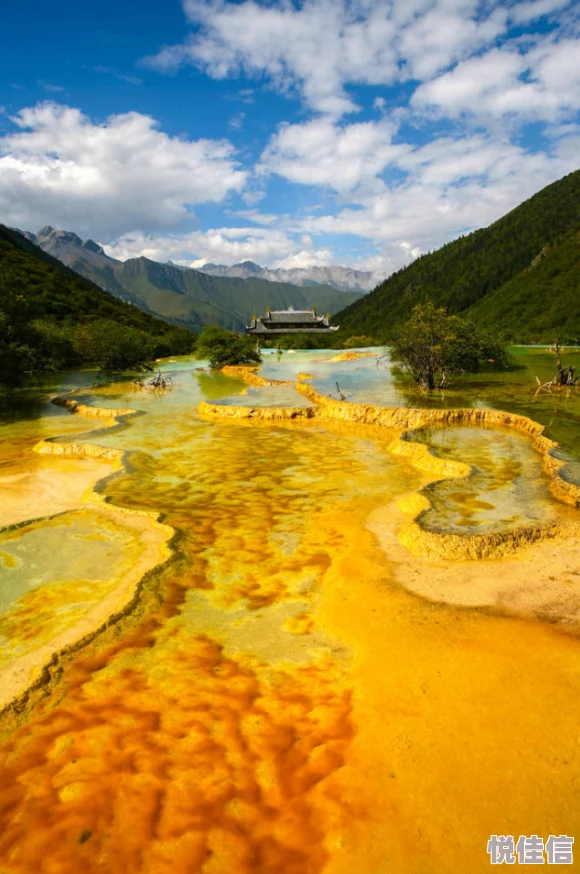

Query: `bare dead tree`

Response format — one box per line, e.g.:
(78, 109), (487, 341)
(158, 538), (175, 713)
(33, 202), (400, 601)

(535, 340), (578, 394)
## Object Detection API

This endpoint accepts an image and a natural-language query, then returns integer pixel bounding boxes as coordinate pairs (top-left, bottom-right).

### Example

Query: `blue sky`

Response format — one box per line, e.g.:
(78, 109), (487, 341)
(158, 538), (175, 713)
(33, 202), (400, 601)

(0, 0), (579, 280)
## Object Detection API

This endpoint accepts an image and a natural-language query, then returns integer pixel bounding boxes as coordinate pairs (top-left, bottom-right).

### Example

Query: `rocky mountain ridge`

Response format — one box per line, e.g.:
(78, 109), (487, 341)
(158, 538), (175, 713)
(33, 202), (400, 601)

(22, 226), (363, 332)
(197, 259), (377, 293)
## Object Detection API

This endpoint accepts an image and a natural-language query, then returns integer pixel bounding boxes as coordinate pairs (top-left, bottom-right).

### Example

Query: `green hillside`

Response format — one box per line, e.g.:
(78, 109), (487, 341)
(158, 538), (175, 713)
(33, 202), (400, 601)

(335, 170), (580, 343)
(468, 225), (580, 341)
(116, 258), (362, 332)
(0, 226), (181, 335)
(29, 229), (362, 332)
(0, 226), (196, 383)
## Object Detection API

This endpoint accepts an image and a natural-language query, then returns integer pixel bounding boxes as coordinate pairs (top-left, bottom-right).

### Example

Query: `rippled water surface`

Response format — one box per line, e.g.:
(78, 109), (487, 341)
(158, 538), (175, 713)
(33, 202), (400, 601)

(1, 348), (580, 874)
(412, 425), (558, 533)
(262, 347), (580, 465)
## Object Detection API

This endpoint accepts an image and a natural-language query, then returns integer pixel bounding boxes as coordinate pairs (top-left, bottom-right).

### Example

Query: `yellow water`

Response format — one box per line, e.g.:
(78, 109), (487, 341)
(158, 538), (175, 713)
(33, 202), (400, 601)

(1, 359), (580, 873)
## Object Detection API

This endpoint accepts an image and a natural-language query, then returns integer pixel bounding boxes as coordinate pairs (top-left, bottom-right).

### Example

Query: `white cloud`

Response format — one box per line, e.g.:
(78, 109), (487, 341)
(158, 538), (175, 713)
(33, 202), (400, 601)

(413, 37), (580, 121)
(137, 1), (580, 281)
(105, 226), (306, 266)
(285, 127), (579, 268)
(259, 118), (409, 193)
(257, 116), (574, 212)
(0, 102), (246, 240)
(3, 4), (578, 283)
(228, 111), (245, 130)
(398, 2), (508, 81)
(146, 0), (575, 119)
(38, 80), (65, 93)
(104, 225), (379, 275)
(228, 209), (279, 226)
(511, 0), (573, 24)
(100, 122), (577, 279)
(273, 248), (335, 269)
(148, 0), (398, 116)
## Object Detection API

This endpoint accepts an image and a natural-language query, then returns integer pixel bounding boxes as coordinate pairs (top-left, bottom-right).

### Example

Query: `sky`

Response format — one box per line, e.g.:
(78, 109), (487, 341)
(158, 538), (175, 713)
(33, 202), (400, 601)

(0, 0), (579, 281)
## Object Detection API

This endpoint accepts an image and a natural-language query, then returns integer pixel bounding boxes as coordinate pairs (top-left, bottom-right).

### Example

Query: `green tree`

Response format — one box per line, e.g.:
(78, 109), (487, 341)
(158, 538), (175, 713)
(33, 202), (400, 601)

(0, 311), (36, 386)
(0, 224), (199, 383)
(343, 334), (378, 348)
(195, 326), (261, 369)
(390, 302), (508, 390)
(0, 271), (42, 385)
(72, 320), (157, 371)
(33, 320), (78, 369)
(334, 169), (580, 342)
(153, 327), (197, 359)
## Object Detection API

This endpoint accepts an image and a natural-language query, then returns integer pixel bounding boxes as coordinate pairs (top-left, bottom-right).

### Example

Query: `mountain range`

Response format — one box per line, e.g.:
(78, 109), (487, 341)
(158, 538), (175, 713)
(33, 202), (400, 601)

(335, 169), (580, 343)
(0, 224), (192, 342)
(196, 260), (376, 293)
(21, 227), (363, 333)
(10, 167), (580, 346)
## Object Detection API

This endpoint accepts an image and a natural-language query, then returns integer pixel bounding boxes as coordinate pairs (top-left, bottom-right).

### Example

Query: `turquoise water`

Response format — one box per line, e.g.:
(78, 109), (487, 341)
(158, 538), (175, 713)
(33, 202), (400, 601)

(2, 346), (579, 480)
(260, 347), (580, 470)
(412, 425), (561, 534)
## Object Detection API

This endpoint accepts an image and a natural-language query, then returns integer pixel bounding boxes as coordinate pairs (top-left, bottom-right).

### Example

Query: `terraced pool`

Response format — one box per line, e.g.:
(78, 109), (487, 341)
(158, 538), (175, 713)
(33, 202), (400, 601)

(1, 347), (579, 874)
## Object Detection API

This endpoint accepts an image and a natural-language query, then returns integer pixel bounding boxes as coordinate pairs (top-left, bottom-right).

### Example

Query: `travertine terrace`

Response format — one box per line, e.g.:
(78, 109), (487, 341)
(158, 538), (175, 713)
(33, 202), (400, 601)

(1, 354), (580, 874)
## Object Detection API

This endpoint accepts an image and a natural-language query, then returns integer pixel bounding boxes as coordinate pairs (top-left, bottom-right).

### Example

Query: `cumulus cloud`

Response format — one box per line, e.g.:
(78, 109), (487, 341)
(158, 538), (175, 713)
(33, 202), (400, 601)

(397, 1), (508, 81)
(279, 127), (580, 267)
(511, 0), (573, 25)
(105, 225), (378, 275)
(258, 118), (408, 194)
(148, 0), (396, 116)
(413, 38), (580, 121)
(256, 115), (575, 210)
(97, 120), (576, 278)
(273, 248), (336, 269)
(228, 111), (245, 130)
(146, 0), (409, 115)
(105, 225), (307, 267)
(146, 0), (578, 119)
(134, 1), (580, 277)
(3, 3), (578, 281)
(0, 102), (246, 240)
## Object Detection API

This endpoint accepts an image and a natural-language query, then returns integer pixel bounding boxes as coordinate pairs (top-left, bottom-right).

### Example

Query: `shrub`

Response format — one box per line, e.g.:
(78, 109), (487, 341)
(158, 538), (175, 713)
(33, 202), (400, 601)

(195, 326), (261, 369)
(343, 334), (378, 348)
(72, 320), (157, 371)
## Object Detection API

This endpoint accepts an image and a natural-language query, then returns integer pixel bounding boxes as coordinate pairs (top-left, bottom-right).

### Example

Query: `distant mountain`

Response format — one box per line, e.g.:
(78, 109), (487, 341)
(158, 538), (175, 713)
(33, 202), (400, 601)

(197, 260), (377, 293)
(25, 227), (363, 332)
(0, 224), (192, 340)
(335, 169), (580, 343)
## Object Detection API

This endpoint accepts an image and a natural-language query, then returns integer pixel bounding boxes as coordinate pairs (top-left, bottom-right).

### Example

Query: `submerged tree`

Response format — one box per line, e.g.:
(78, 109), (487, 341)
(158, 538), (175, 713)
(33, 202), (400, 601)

(390, 301), (508, 389)
(195, 325), (261, 369)
(535, 338), (578, 393)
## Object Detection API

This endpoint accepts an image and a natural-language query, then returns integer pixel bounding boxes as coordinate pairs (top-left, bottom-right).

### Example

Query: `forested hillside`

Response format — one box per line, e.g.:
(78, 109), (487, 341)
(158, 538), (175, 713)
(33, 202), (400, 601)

(336, 170), (580, 343)
(0, 226), (195, 383)
(114, 257), (362, 332)
(468, 225), (580, 341)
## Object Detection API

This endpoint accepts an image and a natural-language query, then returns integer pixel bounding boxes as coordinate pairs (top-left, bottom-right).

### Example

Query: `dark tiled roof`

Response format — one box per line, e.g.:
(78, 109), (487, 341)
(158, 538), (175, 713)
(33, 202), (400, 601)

(266, 310), (321, 324)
